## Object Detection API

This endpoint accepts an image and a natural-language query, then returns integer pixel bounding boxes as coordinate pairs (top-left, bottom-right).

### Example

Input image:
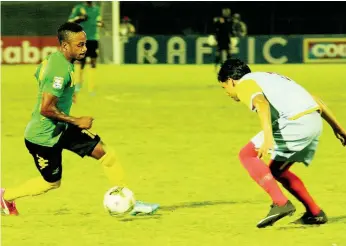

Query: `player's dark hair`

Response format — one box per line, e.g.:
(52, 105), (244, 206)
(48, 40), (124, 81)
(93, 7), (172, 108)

(57, 22), (84, 44)
(218, 59), (251, 82)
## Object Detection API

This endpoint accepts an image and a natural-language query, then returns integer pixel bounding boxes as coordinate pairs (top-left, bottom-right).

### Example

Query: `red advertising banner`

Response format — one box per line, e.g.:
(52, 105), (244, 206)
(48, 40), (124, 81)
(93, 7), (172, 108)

(1, 36), (59, 64)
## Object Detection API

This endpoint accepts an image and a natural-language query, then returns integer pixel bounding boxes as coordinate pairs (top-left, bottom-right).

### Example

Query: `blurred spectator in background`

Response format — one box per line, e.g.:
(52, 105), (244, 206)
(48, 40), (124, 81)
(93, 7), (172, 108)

(232, 13), (247, 37)
(120, 16), (136, 37)
(221, 7), (232, 25)
(213, 8), (232, 69)
(68, 1), (104, 96)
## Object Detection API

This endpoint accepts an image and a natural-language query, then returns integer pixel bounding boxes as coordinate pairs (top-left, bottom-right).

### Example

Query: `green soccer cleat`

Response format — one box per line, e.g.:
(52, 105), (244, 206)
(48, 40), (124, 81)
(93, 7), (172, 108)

(130, 201), (159, 216)
(293, 210), (328, 225)
(257, 200), (296, 228)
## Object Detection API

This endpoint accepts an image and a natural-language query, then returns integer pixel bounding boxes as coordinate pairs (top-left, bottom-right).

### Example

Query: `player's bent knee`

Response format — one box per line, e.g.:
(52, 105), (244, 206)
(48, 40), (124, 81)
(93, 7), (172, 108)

(43, 172), (62, 185)
(91, 142), (106, 160)
(270, 166), (280, 179)
(41, 179), (61, 191)
(238, 142), (257, 161)
(269, 161), (284, 180)
(49, 180), (61, 189)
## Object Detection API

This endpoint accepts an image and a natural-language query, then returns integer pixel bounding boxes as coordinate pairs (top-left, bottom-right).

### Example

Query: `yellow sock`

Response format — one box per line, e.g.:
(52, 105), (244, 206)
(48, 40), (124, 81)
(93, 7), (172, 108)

(99, 150), (126, 187)
(4, 177), (60, 201)
(88, 68), (95, 93)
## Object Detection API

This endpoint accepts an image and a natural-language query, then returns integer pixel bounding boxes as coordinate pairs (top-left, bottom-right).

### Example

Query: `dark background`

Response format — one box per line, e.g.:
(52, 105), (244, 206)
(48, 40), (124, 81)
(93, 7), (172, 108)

(1, 1), (345, 36)
(121, 1), (346, 35)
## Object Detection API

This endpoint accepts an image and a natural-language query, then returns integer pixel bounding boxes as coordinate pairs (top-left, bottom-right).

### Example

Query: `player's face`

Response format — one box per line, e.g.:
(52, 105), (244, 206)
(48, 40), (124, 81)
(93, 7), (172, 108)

(221, 79), (240, 101)
(68, 31), (87, 60)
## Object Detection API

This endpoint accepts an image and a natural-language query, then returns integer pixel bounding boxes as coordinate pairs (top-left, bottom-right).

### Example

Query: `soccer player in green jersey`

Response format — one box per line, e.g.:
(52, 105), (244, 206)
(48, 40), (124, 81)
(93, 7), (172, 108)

(1, 22), (159, 216)
(68, 1), (103, 95)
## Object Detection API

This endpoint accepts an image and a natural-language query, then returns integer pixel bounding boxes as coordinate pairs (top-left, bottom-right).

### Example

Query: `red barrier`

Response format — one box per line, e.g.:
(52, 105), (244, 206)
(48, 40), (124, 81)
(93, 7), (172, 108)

(1, 36), (59, 64)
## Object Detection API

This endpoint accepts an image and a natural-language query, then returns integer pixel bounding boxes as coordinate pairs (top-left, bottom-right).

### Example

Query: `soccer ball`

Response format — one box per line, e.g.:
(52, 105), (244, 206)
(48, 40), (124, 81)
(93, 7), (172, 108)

(103, 186), (136, 216)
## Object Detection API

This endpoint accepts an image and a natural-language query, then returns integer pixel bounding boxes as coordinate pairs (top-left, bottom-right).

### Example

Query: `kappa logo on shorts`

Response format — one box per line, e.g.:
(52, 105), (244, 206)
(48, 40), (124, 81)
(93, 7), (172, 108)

(53, 77), (64, 89)
(36, 154), (49, 170)
(52, 167), (60, 175)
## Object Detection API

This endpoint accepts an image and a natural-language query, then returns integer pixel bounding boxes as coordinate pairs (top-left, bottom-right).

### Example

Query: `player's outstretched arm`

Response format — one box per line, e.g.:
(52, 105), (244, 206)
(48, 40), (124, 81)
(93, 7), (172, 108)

(253, 94), (275, 158)
(68, 6), (88, 24)
(40, 92), (93, 129)
(313, 96), (346, 146)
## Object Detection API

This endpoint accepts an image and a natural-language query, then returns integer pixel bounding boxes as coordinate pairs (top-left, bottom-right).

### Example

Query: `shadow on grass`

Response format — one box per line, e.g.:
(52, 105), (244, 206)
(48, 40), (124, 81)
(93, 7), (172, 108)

(159, 200), (249, 212)
(52, 200), (260, 221)
(119, 214), (162, 222)
(276, 225), (320, 230)
(328, 215), (346, 223)
(117, 200), (249, 222)
(276, 215), (346, 230)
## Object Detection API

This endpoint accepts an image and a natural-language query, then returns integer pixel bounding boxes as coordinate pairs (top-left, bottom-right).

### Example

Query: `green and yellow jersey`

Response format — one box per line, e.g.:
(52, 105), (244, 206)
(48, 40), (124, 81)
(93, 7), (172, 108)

(68, 3), (102, 41)
(24, 51), (75, 147)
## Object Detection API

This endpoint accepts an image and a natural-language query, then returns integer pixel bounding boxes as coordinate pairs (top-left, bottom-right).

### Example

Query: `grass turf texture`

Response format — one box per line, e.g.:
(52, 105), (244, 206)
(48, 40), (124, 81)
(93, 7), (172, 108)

(1, 64), (346, 246)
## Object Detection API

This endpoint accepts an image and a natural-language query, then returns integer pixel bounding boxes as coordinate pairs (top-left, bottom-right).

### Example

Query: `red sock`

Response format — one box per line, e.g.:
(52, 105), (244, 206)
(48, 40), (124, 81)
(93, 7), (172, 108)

(279, 170), (321, 215)
(238, 142), (288, 206)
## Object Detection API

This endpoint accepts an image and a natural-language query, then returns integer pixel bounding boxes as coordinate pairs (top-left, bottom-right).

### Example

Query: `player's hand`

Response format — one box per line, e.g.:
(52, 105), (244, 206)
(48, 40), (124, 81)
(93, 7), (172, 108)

(334, 127), (346, 146)
(75, 15), (88, 23)
(258, 137), (274, 159)
(97, 21), (105, 27)
(80, 15), (88, 21)
(75, 116), (94, 129)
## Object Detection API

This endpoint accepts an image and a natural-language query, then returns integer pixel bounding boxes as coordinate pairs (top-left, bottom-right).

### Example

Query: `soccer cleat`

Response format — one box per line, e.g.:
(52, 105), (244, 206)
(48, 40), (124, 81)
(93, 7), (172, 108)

(130, 201), (159, 216)
(1, 188), (19, 216)
(293, 210), (328, 225)
(257, 200), (296, 228)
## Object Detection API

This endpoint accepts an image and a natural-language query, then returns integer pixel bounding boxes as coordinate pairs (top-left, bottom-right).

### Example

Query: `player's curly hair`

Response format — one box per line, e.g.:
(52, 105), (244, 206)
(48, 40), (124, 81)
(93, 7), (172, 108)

(57, 22), (84, 44)
(217, 59), (251, 82)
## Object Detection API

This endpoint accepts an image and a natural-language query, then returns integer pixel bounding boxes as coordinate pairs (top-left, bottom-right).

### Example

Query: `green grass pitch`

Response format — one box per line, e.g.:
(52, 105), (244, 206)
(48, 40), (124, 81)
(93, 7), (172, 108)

(1, 64), (346, 246)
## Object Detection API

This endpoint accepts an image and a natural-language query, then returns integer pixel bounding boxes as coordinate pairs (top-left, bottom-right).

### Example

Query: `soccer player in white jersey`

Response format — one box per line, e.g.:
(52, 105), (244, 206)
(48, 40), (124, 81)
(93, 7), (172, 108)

(218, 59), (346, 228)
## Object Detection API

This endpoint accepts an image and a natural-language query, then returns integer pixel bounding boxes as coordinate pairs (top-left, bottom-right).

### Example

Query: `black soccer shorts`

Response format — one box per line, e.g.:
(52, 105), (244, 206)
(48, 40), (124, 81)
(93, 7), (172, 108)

(25, 124), (101, 182)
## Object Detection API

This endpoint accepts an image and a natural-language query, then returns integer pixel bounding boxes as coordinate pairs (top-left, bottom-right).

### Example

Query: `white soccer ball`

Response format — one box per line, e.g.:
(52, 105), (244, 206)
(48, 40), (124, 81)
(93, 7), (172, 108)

(103, 186), (136, 216)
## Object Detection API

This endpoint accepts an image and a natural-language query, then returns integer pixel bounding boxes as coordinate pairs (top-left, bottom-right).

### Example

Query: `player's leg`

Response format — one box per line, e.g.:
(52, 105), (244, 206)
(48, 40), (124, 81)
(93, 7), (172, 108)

(270, 112), (327, 224)
(239, 132), (295, 228)
(60, 125), (159, 215)
(270, 160), (327, 224)
(226, 47), (231, 60)
(87, 40), (99, 94)
(76, 57), (86, 93)
(90, 141), (159, 215)
(92, 141), (126, 186)
(58, 125), (123, 186)
(1, 140), (62, 215)
(239, 132), (289, 205)
(214, 48), (221, 69)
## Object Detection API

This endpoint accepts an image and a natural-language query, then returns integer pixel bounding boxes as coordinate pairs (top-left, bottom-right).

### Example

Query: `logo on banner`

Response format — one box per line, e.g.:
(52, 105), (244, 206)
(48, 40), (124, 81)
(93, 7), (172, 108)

(303, 38), (346, 63)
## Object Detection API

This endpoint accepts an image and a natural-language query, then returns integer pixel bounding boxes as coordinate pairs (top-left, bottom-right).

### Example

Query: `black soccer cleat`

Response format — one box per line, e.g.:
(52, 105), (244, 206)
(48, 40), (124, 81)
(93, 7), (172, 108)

(257, 200), (296, 228)
(293, 210), (328, 225)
